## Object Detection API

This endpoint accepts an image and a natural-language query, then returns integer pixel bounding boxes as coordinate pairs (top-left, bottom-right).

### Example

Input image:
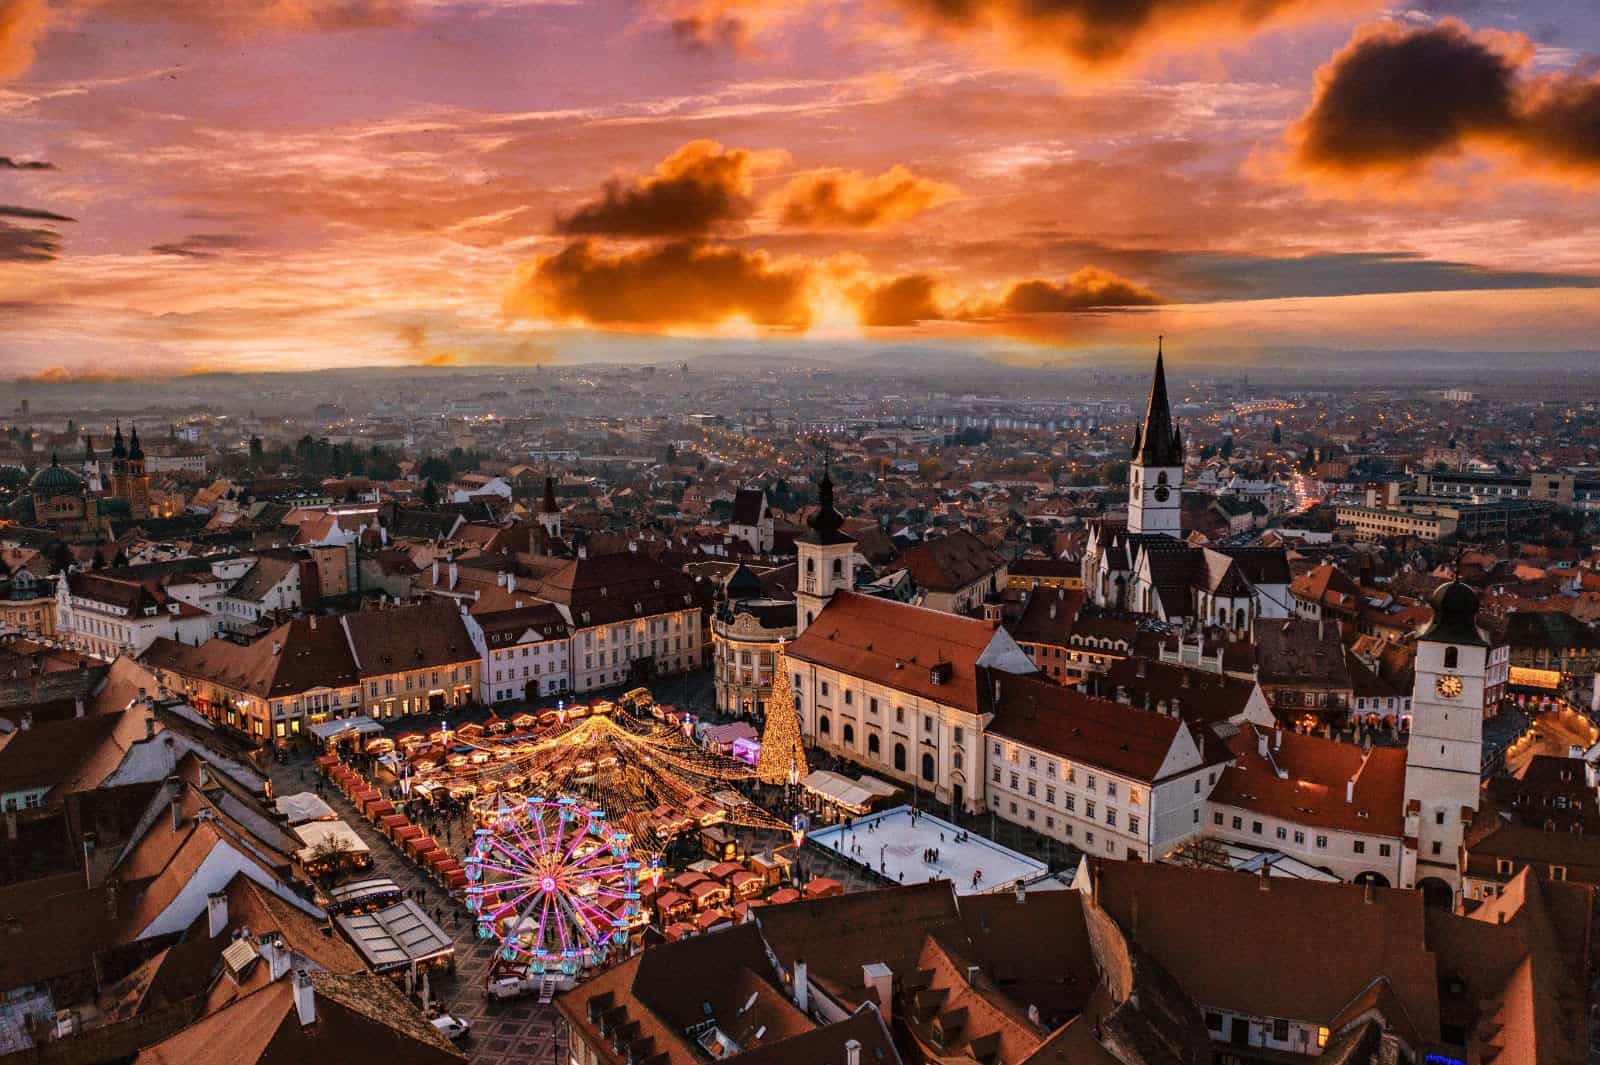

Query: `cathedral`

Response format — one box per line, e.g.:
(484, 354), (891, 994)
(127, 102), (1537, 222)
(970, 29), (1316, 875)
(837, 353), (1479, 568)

(1081, 344), (1293, 631)
(109, 421), (152, 521)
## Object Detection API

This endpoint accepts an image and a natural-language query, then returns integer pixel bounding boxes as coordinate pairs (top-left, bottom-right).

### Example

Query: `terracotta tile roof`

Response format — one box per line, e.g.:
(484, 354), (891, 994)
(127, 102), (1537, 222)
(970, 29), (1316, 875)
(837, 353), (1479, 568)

(135, 970), (463, 1065)
(1087, 860), (1441, 1037)
(787, 592), (1021, 715)
(341, 602), (476, 676)
(985, 670), (1193, 783)
(1087, 657), (1258, 726)
(889, 531), (1005, 593)
(1007, 587), (1079, 648)
(1209, 724), (1406, 837)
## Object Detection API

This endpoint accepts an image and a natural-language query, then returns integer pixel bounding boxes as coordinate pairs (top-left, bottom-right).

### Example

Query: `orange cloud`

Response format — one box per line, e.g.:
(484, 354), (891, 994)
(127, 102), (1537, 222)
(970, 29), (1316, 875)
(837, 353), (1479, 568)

(556, 140), (783, 238)
(1288, 19), (1600, 187)
(775, 164), (958, 230)
(650, 0), (1370, 73)
(504, 239), (814, 329)
(852, 272), (948, 325)
(80, 0), (407, 31)
(0, 0), (49, 81)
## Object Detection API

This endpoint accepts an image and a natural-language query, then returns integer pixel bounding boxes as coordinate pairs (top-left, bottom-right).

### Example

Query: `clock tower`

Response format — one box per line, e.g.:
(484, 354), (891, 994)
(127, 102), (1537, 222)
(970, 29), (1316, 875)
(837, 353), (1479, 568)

(1402, 580), (1488, 908)
(1127, 340), (1184, 536)
(795, 464), (855, 637)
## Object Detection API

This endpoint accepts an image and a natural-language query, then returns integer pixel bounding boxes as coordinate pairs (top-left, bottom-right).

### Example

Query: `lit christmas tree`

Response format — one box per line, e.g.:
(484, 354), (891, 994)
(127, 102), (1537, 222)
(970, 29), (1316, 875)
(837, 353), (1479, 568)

(757, 644), (808, 787)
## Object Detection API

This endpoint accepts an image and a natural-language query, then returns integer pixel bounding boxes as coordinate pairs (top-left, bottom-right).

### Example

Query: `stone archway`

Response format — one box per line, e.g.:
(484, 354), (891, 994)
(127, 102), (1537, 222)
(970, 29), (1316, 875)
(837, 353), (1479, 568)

(1417, 876), (1453, 909)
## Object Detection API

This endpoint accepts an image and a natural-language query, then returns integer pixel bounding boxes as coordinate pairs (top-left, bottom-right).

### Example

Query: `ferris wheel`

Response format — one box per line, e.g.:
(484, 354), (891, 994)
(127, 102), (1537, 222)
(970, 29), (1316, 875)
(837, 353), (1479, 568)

(464, 796), (639, 977)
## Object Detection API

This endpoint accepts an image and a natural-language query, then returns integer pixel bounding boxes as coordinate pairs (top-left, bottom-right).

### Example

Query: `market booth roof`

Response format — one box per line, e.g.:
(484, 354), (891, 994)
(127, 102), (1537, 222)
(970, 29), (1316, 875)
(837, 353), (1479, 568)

(275, 791), (336, 825)
(334, 899), (455, 972)
(309, 716), (387, 742)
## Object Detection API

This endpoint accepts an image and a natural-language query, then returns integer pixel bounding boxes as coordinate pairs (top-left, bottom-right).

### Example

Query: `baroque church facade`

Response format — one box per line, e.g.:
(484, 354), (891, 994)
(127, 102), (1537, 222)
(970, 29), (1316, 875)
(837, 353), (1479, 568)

(1081, 346), (1292, 631)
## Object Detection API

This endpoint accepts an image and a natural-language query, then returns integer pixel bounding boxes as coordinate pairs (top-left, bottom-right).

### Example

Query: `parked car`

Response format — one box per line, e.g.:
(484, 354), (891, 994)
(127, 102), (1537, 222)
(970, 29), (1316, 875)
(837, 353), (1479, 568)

(430, 1014), (471, 1042)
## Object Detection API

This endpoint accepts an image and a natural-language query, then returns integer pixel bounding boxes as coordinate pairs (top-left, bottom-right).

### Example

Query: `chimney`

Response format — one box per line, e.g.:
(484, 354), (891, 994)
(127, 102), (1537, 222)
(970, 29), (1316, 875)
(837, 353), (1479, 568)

(272, 640), (282, 656)
(1345, 778), (1355, 803)
(292, 970), (315, 1026)
(1048, 602), (1057, 620)
(1257, 731), (1269, 758)
(431, 558), (439, 585)
(1258, 864), (1271, 892)
(1363, 880), (1375, 906)
(507, 573), (516, 595)
(145, 717), (157, 740)
(448, 562), (458, 589)
(19, 712), (31, 731)
(1274, 728), (1282, 751)
(198, 762), (211, 789)
(845, 1039), (861, 1065)
(966, 964), (980, 987)
(1015, 881), (1026, 904)
(169, 785), (184, 832)
(262, 934), (292, 980)
(862, 963), (892, 1024)
(207, 891), (229, 938)
(793, 959), (808, 1013)
(75, 697), (85, 718)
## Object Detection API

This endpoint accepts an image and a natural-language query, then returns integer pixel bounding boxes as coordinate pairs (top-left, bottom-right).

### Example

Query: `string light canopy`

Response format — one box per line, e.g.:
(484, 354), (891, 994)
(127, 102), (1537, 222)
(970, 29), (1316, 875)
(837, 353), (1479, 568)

(411, 700), (791, 860)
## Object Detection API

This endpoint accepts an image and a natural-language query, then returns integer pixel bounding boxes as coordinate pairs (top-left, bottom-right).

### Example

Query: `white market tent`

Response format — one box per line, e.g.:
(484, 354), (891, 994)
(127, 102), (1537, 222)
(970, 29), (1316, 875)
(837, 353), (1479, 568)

(275, 791), (336, 826)
(292, 820), (371, 864)
(308, 717), (386, 743)
(801, 769), (899, 813)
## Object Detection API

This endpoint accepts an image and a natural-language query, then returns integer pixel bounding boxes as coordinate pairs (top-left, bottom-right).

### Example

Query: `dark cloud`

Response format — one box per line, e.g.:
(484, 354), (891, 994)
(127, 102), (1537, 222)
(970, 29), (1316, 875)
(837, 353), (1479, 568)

(776, 165), (958, 231)
(149, 232), (252, 259)
(554, 140), (770, 238)
(0, 156), (53, 170)
(0, 220), (62, 261)
(1290, 19), (1600, 184)
(0, 201), (73, 262)
(972, 266), (1164, 315)
(504, 239), (813, 328)
(0, 203), (73, 221)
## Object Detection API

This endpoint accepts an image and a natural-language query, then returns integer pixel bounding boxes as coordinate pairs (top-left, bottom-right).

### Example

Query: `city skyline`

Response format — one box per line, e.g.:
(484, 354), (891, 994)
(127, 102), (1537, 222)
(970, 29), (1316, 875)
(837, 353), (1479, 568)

(2, 0), (1600, 377)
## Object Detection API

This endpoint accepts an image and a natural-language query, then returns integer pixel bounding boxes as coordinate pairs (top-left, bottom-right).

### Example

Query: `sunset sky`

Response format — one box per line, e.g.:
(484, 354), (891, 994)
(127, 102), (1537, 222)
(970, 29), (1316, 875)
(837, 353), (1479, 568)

(2, 0), (1598, 377)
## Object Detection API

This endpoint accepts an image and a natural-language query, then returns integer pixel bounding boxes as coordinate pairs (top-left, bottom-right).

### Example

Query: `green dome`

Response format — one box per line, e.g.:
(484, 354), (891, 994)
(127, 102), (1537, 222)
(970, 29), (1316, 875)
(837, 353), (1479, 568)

(30, 458), (83, 494)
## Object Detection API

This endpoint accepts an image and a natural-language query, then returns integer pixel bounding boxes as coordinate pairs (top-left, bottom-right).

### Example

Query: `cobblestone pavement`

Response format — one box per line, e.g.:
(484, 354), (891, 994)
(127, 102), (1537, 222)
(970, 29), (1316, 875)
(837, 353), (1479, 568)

(269, 754), (568, 1065)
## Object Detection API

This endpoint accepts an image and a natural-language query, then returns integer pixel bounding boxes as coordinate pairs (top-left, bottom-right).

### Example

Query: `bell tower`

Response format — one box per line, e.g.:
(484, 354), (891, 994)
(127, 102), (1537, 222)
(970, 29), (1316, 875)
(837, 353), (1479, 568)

(538, 475), (561, 540)
(1127, 339), (1184, 537)
(795, 462), (855, 636)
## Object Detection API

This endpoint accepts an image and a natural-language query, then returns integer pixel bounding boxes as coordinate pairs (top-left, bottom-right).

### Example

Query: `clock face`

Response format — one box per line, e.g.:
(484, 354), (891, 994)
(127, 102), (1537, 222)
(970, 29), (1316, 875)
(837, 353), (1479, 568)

(1153, 486), (1170, 502)
(1436, 674), (1464, 699)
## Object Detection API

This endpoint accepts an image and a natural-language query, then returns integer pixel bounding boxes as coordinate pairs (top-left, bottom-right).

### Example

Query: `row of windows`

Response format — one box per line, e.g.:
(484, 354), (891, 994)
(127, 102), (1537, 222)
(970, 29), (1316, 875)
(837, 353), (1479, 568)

(1213, 811), (1394, 857)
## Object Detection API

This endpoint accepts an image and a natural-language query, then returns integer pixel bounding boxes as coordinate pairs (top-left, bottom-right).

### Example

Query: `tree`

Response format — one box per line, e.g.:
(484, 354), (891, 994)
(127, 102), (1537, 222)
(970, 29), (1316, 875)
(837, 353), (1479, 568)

(1220, 435), (1234, 461)
(1271, 424), (1282, 445)
(421, 479), (439, 507)
(249, 435), (264, 463)
(419, 456), (452, 483)
(757, 647), (808, 786)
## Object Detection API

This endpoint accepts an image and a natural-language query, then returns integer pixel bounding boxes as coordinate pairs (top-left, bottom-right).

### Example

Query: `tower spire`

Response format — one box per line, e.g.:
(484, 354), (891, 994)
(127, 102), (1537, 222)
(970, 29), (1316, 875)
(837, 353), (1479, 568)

(1132, 338), (1182, 467)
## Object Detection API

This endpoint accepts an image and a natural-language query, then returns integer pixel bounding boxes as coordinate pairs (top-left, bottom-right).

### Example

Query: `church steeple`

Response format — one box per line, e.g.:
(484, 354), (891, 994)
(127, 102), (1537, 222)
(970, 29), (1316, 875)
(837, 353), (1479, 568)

(128, 424), (144, 461)
(111, 420), (126, 459)
(807, 459), (847, 542)
(1132, 337), (1184, 467)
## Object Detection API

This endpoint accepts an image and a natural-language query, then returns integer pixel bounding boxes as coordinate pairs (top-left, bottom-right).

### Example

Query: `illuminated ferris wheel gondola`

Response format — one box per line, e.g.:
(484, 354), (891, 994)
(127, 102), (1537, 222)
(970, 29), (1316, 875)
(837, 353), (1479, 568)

(464, 796), (639, 981)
